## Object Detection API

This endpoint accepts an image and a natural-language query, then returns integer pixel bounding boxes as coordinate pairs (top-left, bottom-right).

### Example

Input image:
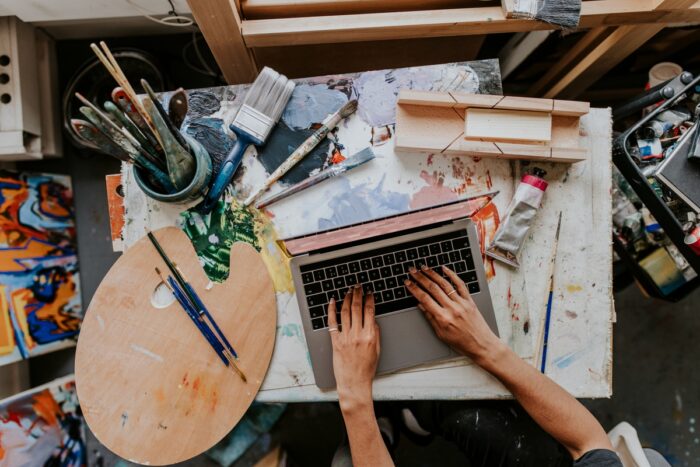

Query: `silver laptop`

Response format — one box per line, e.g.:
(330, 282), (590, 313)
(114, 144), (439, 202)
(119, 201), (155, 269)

(285, 196), (499, 389)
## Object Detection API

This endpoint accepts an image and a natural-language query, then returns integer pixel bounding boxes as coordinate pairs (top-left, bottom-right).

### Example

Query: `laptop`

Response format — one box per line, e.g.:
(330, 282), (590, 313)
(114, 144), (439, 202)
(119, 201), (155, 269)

(285, 196), (500, 389)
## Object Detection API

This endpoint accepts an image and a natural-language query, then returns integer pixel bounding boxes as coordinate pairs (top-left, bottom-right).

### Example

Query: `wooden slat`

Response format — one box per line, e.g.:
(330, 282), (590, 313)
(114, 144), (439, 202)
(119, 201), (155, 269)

(241, 1), (700, 48)
(241, 0), (494, 19)
(187, 0), (258, 84)
(539, 0), (697, 98)
(528, 27), (613, 97)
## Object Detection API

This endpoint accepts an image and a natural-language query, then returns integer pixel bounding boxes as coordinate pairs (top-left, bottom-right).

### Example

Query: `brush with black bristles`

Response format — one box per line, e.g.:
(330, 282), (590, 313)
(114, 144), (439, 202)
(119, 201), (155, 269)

(510, 0), (581, 29)
(199, 67), (295, 213)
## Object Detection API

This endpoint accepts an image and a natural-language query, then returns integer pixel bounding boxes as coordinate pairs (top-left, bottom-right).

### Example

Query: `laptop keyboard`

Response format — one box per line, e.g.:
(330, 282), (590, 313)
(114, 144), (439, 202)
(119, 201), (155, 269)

(299, 230), (481, 330)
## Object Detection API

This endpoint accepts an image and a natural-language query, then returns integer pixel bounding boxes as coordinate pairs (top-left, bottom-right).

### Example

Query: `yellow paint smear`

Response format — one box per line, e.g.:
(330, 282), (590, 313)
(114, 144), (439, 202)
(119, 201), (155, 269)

(566, 284), (583, 293)
(253, 210), (294, 293)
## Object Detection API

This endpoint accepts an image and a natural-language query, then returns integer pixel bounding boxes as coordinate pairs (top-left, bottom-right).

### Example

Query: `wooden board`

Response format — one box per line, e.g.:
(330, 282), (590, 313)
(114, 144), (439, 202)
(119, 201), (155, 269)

(75, 227), (277, 465)
(464, 108), (552, 144)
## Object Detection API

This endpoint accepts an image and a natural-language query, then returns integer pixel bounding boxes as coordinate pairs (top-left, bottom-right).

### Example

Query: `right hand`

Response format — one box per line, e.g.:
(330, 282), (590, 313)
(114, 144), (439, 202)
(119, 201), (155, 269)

(404, 265), (504, 364)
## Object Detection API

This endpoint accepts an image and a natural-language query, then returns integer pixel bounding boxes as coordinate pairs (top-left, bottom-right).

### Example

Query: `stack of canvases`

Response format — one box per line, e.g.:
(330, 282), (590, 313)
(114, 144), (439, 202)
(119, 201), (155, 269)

(0, 170), (82, 364)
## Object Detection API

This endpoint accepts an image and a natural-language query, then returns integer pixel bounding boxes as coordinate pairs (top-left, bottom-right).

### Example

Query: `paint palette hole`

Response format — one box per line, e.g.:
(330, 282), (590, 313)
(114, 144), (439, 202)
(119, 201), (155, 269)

(151, 281), (175, 308)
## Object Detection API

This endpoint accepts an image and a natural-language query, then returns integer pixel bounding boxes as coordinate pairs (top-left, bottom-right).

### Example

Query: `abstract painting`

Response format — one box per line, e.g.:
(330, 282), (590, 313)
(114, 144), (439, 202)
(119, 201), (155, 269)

(0, 376), (86, 467)
(0, 171), (82, 366)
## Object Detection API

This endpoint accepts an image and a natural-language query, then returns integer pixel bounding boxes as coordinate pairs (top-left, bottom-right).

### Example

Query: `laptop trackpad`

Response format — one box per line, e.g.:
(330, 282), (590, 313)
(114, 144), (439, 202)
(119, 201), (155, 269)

(377, 308), (453, 373)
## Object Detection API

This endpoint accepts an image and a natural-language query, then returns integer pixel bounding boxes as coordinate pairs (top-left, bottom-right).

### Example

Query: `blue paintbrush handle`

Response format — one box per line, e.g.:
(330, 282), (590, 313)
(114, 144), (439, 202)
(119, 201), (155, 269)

(200, 127), (256, 213)
(540, 290), (554, 373)
(168, 277), (228, 367)
(183, 282), (238, 358)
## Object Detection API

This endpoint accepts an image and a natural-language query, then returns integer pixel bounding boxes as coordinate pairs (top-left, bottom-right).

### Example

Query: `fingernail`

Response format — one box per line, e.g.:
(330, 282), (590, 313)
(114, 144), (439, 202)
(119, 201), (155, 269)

(441, 265), (447, 270)
(355, 284), (361, 289)
(404, 279), (411, 286)
(420, 264), (428, 271)
(409, 267), (417, 273)
(330, 298), (335, 304)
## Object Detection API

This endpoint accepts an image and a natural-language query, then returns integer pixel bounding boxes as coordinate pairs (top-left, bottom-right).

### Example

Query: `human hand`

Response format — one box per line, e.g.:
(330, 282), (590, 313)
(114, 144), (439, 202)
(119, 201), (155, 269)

(404, 265), (504, 365)
(327, 285), (380, 413)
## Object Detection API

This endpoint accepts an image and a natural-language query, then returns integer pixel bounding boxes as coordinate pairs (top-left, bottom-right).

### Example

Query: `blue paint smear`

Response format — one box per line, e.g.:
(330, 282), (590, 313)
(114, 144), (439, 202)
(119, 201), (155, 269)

(318, 175), (410, 231)
(552, 350), (582, 369)
(282, 84), (348, 130)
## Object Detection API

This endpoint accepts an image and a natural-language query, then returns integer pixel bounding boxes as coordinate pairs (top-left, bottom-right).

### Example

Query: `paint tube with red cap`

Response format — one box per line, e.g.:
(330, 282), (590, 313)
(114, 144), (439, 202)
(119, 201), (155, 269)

(486, 168), (548, 268)
(685, 225), (700, 255)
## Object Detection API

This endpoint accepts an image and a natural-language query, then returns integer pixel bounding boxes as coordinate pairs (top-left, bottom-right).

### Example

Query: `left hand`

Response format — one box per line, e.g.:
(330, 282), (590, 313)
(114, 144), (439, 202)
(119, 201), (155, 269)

(327, 285), (380, 412)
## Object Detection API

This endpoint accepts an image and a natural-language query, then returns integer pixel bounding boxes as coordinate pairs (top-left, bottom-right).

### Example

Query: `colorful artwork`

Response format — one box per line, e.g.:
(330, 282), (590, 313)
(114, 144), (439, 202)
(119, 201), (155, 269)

(0, 376), (86, 467)
(0, 171), (81, 366)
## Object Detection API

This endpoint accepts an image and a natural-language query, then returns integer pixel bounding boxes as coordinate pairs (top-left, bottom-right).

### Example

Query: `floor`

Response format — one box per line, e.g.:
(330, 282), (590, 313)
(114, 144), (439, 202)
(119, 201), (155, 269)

(13, 34), (700, 467)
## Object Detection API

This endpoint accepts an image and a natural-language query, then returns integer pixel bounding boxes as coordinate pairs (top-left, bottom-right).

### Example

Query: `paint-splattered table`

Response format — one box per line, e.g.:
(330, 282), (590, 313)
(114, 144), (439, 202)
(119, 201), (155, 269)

(121, 60), (614, 401)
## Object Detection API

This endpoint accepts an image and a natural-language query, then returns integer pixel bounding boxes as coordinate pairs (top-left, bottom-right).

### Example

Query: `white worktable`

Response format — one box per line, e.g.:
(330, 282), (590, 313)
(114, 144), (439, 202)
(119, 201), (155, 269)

(121, 61), (614, 401)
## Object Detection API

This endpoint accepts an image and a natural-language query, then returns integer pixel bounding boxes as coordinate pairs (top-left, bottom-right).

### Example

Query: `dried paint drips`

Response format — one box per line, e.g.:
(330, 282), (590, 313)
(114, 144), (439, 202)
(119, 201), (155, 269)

(282, 84), (348, 130)
(471, 202), (500, 280)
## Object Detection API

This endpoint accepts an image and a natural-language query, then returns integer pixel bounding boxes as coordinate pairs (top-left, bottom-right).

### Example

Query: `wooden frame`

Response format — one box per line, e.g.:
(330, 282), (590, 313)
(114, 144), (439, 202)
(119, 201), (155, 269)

(188, 0), (700, 90)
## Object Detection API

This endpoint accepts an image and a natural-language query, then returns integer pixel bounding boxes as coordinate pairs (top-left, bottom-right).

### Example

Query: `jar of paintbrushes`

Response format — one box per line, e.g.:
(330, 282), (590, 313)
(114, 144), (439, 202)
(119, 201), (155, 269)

(72, 41), (212, 204)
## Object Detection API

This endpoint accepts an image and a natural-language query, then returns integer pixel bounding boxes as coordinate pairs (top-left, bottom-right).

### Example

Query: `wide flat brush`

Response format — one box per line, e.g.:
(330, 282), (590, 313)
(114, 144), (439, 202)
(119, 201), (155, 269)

(200, 67), (295, 213)
(244, 99), (358, 207)
(510, 0), (581, 29)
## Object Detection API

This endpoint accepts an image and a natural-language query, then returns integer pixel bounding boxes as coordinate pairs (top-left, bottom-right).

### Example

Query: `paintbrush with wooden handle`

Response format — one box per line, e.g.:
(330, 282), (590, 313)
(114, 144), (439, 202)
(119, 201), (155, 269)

(243, 99), (358, 207)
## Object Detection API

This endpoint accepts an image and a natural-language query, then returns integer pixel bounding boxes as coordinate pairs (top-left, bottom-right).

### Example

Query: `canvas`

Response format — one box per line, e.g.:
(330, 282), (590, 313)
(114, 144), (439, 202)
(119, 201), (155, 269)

(0, 376), (86, 467)
(0, 171), (82, 366)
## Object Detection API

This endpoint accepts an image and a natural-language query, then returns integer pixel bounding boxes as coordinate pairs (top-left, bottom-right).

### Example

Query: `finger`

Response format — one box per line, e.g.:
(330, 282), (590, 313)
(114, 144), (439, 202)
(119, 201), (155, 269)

(351, 285), (363, 332)
(404, 278), (441, 315)
(410, 267), (452, 308)
(341, 289), (352, 329)
(421, 265), (459, 299)
(364, 289), (376, 328)
(442, 266), (470, 300)
(327, 298), (339, 338)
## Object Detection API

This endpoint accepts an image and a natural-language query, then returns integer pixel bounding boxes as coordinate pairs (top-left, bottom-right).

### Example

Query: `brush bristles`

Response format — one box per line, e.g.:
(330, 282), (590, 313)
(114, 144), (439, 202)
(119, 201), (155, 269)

(512, 0), (581, 29)
(242, 66), (295, 121)
(339, 99), (359, 118)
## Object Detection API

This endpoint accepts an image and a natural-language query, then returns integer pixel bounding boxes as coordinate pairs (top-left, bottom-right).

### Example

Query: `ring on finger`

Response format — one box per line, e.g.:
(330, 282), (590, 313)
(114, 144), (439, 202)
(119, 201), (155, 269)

(447, 289), (458, 297)
(328, 326), (339, 333)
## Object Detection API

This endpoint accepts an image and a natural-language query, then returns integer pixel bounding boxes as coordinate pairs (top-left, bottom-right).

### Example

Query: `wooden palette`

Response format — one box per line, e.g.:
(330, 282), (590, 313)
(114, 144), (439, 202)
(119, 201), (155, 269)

(75, 227), (276, 465)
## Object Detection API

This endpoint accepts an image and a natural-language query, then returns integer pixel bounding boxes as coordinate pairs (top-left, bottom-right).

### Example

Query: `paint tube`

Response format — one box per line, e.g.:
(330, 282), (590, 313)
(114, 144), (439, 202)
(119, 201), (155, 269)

(685, 225), (700, 255)
(486, 168), (548, 268)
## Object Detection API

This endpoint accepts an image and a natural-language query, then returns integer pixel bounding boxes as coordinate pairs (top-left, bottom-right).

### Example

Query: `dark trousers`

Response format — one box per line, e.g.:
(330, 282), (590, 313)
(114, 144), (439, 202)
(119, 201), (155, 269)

(409, 401), (574, 467)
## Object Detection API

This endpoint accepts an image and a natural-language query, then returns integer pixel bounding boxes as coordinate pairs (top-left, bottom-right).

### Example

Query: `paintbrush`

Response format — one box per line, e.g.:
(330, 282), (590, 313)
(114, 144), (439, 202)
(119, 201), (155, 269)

(71, 119), (130, 162)
(200, 67), (295, 214)
(174, 264), (238, 359)
(244, 99), (358, 207)
(148, 232), (246, 381)
(75, 109), (174, 192)
(103, 101), (163, 168)
(141, 79), (189, 150)
(256, 147), (374, 209)
(538, 211), (562, 373)
(143, 96), (195, 191)
(158, 270), (229, 367)
(168, 88), (188, 130)
(510, 0), (581, 29)
(112, 87), (163, 155)
(90, 42), (160, 144)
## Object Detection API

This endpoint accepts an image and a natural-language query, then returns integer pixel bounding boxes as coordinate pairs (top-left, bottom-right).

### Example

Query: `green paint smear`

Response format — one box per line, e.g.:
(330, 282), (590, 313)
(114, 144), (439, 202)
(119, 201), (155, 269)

(181, 200), (260, 283)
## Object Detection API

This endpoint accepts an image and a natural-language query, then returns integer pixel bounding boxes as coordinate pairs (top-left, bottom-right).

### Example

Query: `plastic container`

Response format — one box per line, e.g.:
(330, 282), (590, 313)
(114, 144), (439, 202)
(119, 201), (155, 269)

(134, 134), (212, 204)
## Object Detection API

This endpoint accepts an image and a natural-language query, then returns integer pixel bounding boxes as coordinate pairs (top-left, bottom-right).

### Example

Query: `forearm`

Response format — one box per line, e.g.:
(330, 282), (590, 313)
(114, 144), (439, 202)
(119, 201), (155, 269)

(478, 343), (612, 459)
(341, 401), (394, 467)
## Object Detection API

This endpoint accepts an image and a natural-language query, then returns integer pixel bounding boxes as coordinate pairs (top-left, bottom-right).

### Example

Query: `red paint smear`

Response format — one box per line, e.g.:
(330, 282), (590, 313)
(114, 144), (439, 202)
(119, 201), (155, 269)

(426, 154), (435, 166)
(507, 286), (511, 307)
(410, 171), (458, 209)
(181, 373), (189, 387)
(471, 202), (500, 280)
(192, 377), (201, 393)
(486, 170), (492, 190)
(330, 148), (346, 164)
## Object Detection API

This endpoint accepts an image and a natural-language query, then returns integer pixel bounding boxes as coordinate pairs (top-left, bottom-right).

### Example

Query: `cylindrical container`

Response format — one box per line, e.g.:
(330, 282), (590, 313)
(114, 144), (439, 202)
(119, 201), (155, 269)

(648, 62), (683, 88)
(134, 134), (212, 204)
(685, 226), (700, 255)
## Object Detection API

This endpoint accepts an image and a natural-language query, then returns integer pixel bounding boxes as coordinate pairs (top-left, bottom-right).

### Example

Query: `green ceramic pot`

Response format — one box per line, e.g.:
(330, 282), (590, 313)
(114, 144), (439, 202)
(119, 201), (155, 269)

(134, 134), (212, 204)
